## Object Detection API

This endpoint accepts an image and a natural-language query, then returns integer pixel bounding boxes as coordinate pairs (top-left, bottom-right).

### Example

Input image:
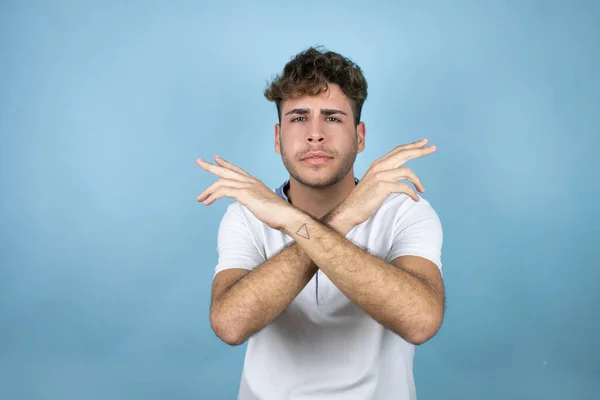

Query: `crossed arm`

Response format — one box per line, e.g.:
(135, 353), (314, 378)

(209, 205), (445, 346)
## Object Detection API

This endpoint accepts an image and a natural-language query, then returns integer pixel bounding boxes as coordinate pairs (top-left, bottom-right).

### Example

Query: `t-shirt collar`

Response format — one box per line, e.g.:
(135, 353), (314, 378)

(275, 178), (359, 203)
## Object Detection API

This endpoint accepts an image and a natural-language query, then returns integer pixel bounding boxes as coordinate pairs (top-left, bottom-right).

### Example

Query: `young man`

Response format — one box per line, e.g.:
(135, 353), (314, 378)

(196, 47), (444, 400)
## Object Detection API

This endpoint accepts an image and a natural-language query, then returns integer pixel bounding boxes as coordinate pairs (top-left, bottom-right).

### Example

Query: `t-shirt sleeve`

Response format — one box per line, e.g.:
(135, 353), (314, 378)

(213, 202), (266, 278)
(387, 197), (444, 274)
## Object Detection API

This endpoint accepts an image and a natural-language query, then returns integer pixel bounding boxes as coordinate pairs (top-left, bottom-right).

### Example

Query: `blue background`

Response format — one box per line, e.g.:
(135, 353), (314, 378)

(1, 1), (599, 399)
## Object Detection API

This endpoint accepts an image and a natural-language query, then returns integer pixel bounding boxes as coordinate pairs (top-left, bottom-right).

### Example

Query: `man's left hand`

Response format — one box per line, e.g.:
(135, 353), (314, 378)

(335, 138), (436, 228)
(196, 156), (293, 231)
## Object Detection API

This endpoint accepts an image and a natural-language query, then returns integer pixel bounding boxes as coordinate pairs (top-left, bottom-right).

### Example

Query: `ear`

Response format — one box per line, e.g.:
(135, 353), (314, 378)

(356, 122), (366, 153)
(274, 123), (281, 154)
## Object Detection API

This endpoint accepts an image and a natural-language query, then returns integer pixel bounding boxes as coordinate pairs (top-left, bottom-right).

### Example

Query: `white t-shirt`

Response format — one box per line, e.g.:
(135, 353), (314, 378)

(214, 179), (443, 400)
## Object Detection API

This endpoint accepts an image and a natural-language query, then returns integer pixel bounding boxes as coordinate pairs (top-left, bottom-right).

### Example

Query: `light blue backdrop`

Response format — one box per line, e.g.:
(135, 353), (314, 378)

(1, 1), (598, 399)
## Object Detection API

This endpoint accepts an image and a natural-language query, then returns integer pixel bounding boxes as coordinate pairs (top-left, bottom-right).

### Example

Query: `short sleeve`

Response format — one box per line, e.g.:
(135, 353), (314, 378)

(214, 202), (266, 278)
(387, 198), (443, 274)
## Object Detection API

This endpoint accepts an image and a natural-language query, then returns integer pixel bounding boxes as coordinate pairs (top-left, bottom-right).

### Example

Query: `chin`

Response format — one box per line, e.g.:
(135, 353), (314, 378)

(293, 171), (344, 189)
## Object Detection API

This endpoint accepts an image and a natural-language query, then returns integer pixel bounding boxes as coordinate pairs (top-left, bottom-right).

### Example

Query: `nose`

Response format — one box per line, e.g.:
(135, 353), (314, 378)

(306, 123), (325, 144)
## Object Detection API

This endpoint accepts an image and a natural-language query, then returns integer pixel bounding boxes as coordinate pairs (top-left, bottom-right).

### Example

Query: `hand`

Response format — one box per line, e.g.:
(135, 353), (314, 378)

(338, 138), (436, 227)
(196, 155), (293, 231)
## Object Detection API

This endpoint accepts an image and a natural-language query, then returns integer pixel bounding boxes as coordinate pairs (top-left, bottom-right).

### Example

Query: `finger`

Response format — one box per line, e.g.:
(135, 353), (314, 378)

(197, 158), (250, 181)
(377, 139), (429, 164)
(214, 155), (251, 177)
(402, 138), (429, 149)
(386, 145), (436, 168)
(383, 181), (420, 202)
(197, 179), (248, 202)
(202, 186), (239, 206)
(377, 167), (425, 193)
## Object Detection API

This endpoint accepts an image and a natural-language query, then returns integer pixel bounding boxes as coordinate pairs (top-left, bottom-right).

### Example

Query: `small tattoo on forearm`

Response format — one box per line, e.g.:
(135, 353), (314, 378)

(296, 223), (310, 239)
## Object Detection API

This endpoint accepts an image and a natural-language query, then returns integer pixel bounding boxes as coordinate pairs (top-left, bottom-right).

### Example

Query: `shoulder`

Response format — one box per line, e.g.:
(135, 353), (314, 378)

(220, 201), (258, 226)
(378, 193), (441, 224)
(216, 201), (266, 251)
(383, 194), (444, 270)
(373, 194), (443, 248)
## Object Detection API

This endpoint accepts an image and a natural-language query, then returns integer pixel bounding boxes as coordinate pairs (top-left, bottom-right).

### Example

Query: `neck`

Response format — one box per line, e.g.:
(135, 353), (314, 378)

(285, 172), (358, 219)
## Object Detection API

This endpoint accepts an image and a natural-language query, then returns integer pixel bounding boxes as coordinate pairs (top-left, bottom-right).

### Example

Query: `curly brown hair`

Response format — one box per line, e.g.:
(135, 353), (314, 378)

(264, 46), (368, 126)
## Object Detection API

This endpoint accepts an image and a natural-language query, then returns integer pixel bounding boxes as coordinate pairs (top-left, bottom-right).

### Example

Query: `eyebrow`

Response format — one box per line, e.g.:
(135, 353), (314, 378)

(284, 108), (348, 116)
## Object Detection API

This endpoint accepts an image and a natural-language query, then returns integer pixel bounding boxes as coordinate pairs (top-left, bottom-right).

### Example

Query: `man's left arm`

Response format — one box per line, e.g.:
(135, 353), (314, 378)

(282, 204), (444, 345)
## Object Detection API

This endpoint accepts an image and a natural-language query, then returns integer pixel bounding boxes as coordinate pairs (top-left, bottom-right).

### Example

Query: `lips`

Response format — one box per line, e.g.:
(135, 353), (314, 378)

(301, 151), (333, 160)
(301, 151), (333, 165)
(303, 157), (331, 165)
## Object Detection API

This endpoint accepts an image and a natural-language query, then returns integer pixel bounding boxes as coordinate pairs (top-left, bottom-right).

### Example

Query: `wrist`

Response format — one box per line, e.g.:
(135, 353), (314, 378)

(280, 207), (311, 236)
(280, 205), (357, 237)
(322, 205), (356, 236)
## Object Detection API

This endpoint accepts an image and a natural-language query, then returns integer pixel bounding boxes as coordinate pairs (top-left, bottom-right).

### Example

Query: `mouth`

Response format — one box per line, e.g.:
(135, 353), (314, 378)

(300, 151), (333, 165)
(302, 156), (332, 165)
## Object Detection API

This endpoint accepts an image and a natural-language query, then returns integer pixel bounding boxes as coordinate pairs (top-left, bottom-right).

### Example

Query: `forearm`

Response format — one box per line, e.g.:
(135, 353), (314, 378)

(212, 211), (348, 345)
(212, 242), (316, 345)
(283, 210), (442, 344)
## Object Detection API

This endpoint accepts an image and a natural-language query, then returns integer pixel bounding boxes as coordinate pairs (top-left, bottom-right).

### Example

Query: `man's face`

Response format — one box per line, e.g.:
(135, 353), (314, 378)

(274, 84), (366, 189)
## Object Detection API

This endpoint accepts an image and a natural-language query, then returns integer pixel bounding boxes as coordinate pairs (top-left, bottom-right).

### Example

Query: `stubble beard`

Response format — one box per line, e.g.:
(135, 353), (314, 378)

(280, 133), (358, 189)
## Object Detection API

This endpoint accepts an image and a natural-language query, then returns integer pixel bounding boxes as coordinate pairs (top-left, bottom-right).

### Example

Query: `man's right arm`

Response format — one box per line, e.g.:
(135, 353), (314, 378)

(210, 241), (317, 346)
(209, 206), (352, 346)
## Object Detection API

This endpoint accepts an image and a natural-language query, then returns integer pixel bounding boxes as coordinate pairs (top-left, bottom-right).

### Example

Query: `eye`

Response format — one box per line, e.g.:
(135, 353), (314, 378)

(326, 117), (341, 122)
(291, 116), (306, 122)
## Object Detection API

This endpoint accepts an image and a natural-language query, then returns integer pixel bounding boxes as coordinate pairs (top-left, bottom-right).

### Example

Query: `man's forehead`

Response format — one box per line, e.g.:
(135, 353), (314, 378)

(281, 90), (351, 113)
